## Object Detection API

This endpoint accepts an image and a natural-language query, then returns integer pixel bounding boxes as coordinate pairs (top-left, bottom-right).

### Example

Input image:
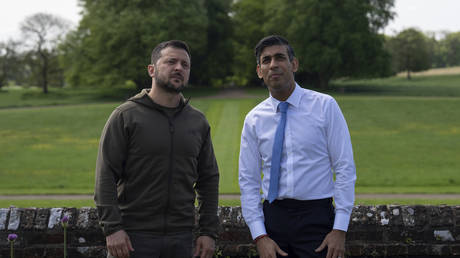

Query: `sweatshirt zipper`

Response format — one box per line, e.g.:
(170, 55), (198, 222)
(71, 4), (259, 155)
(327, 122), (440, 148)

(163, 117), (175, 235)
(162, 105), (186, 235)
(136, 96), (188, 235)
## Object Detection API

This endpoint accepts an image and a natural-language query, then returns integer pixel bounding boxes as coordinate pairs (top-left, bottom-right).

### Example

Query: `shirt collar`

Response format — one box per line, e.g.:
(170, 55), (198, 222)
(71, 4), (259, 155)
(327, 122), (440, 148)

(269, 82), (303, 112)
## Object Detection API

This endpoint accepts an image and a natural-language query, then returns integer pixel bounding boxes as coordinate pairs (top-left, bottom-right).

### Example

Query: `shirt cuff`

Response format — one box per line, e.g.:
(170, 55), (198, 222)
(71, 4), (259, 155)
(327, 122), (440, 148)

(333, 211), (351, 232)
(247, 220), (267, 240)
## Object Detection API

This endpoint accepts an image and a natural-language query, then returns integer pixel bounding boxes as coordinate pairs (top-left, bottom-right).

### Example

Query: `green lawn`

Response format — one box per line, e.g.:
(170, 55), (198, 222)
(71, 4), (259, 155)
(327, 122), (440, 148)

(1, 95), (459, 195)
(1, 74), (460, 205)
(331, 74), (460, 97)
(341, 96), (460, 193)
(0, 86), (222, 109)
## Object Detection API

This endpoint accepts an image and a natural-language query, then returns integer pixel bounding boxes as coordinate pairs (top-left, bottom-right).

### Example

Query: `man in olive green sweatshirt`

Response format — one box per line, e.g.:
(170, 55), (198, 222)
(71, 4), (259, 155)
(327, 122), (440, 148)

(95, 40), (219, 258)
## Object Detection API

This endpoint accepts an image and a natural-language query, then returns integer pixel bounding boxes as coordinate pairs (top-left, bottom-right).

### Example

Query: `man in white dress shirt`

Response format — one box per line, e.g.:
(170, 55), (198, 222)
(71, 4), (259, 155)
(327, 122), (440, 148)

(238, 35), (356, 258)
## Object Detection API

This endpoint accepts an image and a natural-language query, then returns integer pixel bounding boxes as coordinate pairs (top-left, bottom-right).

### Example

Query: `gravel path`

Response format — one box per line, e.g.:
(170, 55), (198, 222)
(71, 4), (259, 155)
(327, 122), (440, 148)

(1, 194), (460, 200)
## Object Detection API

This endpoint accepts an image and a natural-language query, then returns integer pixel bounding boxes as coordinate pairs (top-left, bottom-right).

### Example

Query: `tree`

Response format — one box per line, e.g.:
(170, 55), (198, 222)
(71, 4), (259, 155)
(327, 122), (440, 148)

(201, 0), (234, 87)
(62, 0), (212, 89)
(0, 40), (22, 88)
(230, 0), (394, 89)
(231, 0), (267, 86)
(20, 13), (70, 93)
(261, 0), (395, 89)
(387, 28), (431, 79)
(443, 32), (460, 67)
(425, 32), (446, 69)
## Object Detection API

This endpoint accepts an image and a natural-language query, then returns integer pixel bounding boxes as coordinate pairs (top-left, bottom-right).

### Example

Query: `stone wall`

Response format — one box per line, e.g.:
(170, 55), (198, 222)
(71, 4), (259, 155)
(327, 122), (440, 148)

(1, 205), (460, 257)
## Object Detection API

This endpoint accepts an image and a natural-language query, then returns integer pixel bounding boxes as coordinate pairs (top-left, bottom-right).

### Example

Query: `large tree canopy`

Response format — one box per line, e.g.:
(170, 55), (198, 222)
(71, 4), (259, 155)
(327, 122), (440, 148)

(61, 0), (395, 90)
(231, 0), (394, 89)
(266, 0), (394, 89)
(62, 0), (233, 89)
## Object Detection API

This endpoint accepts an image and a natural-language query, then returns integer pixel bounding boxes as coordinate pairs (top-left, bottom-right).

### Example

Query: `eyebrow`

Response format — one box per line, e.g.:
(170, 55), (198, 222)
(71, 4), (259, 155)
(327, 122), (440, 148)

(262, 52), (287, 61)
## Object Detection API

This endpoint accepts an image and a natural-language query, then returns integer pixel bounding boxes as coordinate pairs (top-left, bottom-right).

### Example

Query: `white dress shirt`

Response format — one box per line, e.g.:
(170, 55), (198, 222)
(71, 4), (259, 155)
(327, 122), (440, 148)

(239, 83), (356, 239)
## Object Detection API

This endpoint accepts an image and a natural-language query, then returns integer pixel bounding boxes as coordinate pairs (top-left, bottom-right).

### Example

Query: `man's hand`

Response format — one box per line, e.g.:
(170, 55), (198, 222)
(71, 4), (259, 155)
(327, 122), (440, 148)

(315, 229), (346, 258)
(106, 230), (134, 258)
(256, 236), (288, 258)
(193, 235), (215, 258)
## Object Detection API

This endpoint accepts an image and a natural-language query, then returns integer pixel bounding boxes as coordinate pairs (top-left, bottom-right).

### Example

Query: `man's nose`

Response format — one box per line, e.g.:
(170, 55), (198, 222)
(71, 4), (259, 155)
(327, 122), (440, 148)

(269, 59), (278, 69)
(173, 62), (184, 71)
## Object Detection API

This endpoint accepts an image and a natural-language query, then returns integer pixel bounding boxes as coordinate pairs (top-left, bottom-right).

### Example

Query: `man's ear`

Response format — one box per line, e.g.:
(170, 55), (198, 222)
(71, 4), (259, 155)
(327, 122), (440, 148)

(256, 64), (263, 79)
(147, 64), (155, 77)
(291, 57), (299, 73)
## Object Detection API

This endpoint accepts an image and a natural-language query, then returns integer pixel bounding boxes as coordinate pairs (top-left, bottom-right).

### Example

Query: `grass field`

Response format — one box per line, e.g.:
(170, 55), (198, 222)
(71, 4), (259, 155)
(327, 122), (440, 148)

(1, 96), (458, 194)
(332, 74), (460, 97)
(0, 85), (222, 109)
(1, 71), (460, 206)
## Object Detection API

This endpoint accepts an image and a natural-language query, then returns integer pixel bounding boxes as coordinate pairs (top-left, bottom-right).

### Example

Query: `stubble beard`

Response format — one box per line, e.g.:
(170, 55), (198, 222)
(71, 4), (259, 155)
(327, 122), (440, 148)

(155, 71), (186, 94)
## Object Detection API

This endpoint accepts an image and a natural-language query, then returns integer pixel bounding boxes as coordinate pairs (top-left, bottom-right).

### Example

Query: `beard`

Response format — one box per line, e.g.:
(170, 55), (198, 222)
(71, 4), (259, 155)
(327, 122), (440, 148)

(155, 70), (186, 93)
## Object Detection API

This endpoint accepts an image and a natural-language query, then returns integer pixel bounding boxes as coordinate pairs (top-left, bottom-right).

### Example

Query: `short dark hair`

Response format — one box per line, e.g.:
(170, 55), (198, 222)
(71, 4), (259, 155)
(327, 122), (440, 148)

(254, 35), (295, 65)
(150, 40), (191, 65)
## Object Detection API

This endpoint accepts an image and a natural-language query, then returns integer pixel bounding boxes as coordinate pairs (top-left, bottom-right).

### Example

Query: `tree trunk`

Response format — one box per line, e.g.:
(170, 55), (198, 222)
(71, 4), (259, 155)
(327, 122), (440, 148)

(39, 49), (48, 94)
(43, 56), (48, 94)
(406, 70), (411, 80)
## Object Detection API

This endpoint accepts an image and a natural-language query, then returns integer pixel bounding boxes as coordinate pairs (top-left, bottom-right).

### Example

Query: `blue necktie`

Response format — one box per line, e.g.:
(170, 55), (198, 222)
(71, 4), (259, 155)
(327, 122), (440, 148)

(267, 101), (289, 203)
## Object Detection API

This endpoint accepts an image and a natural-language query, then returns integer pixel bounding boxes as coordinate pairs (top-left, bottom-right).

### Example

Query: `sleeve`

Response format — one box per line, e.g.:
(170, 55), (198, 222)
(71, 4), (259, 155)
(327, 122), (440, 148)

(326, 98), (357, 232)
(238, 116), (266, 240)
(94, 108), (128, 236)
(195, 125), (220, 239)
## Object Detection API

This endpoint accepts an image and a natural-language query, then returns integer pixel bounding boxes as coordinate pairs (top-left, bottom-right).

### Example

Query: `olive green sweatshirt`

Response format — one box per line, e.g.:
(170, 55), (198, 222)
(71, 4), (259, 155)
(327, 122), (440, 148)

(94, 89), (219, 238)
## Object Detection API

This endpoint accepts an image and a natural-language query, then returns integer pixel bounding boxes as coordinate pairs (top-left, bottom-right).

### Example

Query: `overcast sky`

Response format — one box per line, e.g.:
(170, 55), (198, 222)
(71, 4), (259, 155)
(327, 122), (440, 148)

(1, 0), (460, 42)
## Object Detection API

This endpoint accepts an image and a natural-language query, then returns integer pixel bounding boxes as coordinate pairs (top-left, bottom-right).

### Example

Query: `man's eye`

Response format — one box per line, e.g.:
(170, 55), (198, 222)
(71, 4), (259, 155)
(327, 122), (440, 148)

(275, 55), (286, 61)
(182, 62), (190, 69)
(262, 58), (271, 64)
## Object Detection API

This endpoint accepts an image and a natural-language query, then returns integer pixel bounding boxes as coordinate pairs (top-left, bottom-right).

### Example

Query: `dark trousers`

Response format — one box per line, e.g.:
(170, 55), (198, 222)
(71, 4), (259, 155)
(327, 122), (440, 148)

(263, 198), (335, 258)
(107, 231), (193, 258)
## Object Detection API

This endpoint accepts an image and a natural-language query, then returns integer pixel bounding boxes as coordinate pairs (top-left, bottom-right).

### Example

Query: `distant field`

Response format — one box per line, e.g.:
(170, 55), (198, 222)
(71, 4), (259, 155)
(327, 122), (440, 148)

(332, 73), (460, 97)
(396, 66), (460, 77)
(0, 86), (222, 109)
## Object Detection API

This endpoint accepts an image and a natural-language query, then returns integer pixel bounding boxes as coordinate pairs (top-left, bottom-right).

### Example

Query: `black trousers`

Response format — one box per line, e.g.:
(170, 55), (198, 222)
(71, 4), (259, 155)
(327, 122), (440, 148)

(107, 231), (193, 258)
(263, 198), (335, 258)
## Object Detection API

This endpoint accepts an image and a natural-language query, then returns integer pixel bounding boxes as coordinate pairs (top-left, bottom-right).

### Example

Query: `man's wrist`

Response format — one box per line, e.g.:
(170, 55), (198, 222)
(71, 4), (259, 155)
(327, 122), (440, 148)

(332, 229), (347, 235)
(253, 234), (268, 243)
(198, 233), (217, 240)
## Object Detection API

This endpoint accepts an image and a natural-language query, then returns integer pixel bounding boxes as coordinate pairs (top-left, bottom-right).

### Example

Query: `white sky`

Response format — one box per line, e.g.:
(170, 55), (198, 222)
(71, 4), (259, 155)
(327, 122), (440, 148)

(0, 0), (82, 42)
(384, 0), (460, 36)
(0, 0), (460, 42)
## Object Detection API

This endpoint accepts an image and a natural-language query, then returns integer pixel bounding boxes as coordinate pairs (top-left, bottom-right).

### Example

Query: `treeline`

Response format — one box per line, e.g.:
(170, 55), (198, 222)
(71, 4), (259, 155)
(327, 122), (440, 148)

(386, 29), (460, 79)
(1, 0), (460, 94)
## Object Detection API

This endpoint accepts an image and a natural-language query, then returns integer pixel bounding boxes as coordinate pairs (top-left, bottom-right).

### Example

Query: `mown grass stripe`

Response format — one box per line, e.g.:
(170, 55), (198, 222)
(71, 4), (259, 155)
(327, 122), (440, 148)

(211, 100), (241, 193)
